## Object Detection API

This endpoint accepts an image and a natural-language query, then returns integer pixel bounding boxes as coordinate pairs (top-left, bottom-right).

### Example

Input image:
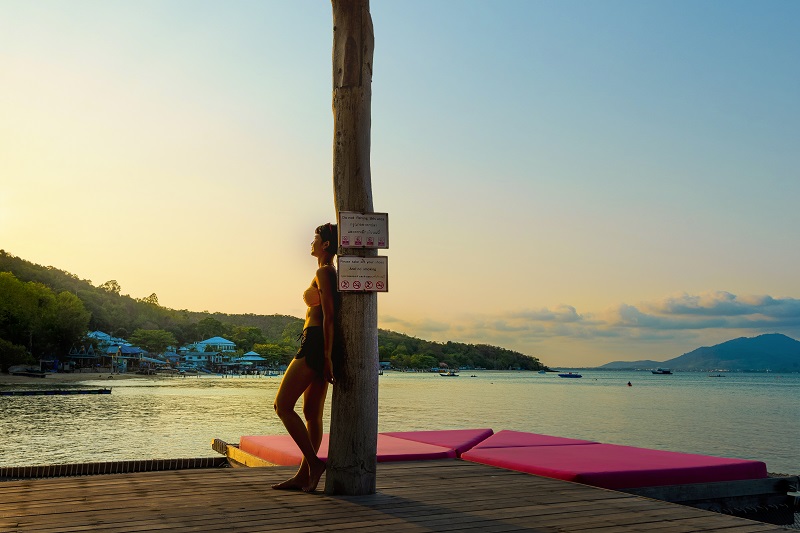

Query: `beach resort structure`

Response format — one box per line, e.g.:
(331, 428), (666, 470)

(86, 330), (131, 350)
(190, 336), (236, 354)
(62, 332), (277, 374)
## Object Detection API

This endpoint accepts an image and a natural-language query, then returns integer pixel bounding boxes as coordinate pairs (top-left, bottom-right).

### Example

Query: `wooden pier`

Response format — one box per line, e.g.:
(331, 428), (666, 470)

(0, 460), (787, 532)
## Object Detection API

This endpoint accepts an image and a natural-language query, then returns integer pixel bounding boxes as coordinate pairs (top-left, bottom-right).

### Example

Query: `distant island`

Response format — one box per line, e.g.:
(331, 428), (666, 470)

(599, 333), (800, 372)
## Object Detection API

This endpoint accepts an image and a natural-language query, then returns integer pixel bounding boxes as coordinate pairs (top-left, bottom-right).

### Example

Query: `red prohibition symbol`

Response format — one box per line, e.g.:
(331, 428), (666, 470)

(376, 281), (384, 290)
(340, 280), (349, 289)
(365, 281), (373, 289)
(353, 281), (362, 289)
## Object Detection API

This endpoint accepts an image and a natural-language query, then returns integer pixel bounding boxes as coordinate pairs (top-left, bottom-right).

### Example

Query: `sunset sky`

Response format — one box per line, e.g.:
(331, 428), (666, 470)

(2, 1), (799, 367)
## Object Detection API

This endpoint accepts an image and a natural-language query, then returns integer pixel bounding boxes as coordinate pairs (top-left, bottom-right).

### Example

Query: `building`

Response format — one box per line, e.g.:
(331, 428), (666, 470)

(86, 331), (130, 350)
(193, 336), (236, 353)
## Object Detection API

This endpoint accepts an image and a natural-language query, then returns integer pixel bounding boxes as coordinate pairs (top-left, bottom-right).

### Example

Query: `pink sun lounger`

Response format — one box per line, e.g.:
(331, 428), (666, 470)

(382, 428), (494, 456)
(461, 441), (768, 490)
(470, 429), (597, 449)
(240, 432), (464, 466)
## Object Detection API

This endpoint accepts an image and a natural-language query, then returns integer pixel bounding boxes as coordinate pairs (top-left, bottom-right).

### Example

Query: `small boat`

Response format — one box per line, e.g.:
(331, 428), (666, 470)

(439, 370), (459, 377)
(538, 370), (547, 374)
(651, 368), (673, 375)
(0, 388), (112, 396)
(558, 372), (582, 378)
(9, 371), (47, 378)
(708, 374), (726, 378)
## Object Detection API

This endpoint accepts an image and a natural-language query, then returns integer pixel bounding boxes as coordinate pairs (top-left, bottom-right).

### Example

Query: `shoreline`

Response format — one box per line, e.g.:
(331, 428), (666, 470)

(0, 371), (158, 386)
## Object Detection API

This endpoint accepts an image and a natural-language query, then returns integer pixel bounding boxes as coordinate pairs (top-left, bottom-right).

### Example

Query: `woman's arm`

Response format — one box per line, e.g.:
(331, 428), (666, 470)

(316, 265), (337, 384)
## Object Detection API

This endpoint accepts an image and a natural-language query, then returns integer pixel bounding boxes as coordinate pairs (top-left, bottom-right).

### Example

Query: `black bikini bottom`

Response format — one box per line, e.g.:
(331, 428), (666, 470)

(295, 327), (325, 377)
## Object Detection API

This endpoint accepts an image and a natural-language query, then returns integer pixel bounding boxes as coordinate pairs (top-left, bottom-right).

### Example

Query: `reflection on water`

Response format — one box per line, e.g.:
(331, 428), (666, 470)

(1, 371), (798, 474)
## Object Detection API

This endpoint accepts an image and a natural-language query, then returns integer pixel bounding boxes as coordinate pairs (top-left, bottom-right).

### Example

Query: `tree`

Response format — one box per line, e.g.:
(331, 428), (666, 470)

(197, 316), (226, 339)
(326, 0), (377, 496)
(0, 272), (90, 358)
(231, 326), (266, 352)
(140, 293), (159, 306)
(99, 280), (121, 295)
(45, 291), (91, 356)
(128, 329), (178, 354)
(0, 338), (34, 373)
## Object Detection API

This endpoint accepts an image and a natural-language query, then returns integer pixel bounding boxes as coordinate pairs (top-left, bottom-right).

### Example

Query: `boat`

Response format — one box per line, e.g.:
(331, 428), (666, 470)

(708, 374), (726, 378)
(439, 370), (459, 377)
(651, 368), (673, 375)
(538, 370), (547, 374)
(0, 388), (111, 396)
(558, 372), (582, 378)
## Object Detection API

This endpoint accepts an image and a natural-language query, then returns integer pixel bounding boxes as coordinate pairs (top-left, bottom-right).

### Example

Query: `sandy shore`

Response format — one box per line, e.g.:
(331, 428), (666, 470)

(0, 371), (155, 386)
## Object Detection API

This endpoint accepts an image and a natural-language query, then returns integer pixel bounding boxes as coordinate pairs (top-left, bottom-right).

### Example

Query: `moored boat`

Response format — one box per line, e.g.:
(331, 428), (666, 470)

(651, 368), (673, 375)
(0, 388), (111, 396)
(558, 372), (582, 378)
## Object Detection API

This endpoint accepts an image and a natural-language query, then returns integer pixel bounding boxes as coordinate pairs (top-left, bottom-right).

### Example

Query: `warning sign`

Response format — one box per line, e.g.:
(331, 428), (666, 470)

(337, 256), (388, 292)
(338, 212), (389, 249)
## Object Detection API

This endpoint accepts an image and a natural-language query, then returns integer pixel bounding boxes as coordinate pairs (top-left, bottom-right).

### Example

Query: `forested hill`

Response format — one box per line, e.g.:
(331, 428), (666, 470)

(0, 250), (545, 371)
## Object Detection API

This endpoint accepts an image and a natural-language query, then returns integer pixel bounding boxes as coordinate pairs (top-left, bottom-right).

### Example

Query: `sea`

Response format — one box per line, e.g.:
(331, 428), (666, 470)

(1, 370), (798, 475)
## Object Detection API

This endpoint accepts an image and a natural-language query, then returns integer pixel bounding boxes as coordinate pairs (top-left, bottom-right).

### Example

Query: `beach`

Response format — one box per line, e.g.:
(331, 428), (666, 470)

(1, 370), (165, 386)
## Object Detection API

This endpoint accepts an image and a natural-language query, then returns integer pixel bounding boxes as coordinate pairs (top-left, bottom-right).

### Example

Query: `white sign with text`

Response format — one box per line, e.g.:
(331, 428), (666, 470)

(338, 211), (389, 249)
(337, 256), (388, 292)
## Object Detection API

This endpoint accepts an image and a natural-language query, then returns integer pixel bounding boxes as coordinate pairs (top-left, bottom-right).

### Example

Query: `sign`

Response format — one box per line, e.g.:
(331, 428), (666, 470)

(337, 256), (388, 292)
(338, 211), (389, 249)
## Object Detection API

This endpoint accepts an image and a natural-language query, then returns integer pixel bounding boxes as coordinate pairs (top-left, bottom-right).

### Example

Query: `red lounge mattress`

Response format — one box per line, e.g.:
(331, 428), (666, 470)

(471, 430), (596, 449)
(461, 443), (768, 490)
(240, 433), (456, 466)
(382, 428), (494, 456)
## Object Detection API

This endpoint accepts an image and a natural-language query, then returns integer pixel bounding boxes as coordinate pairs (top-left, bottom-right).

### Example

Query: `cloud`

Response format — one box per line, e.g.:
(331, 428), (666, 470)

(508, 305), (583, 323)
(642, 291), (789, 317)
(380, 315), (452, 336)
(632, 292), (800, 328)
(379, 291), (800, 350)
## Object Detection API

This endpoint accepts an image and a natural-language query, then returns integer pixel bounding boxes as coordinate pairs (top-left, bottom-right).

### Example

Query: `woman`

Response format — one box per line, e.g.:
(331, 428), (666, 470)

(273, 223), (339, 492)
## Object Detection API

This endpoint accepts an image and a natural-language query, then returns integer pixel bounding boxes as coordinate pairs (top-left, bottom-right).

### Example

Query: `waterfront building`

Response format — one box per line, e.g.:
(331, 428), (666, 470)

(192, 336), (236, 354)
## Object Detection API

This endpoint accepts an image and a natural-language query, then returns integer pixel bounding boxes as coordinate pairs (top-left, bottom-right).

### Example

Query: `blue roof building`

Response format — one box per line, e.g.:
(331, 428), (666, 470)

(195, 336), (236, 353)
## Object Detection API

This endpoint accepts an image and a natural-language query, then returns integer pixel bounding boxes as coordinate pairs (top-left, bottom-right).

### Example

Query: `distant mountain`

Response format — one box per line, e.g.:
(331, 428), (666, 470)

(599, 333), (800, 371)
(599, 360), (663, 370)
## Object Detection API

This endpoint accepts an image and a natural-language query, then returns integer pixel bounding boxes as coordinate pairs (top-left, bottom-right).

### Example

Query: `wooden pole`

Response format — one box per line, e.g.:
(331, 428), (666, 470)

(325, 0), (377, 496)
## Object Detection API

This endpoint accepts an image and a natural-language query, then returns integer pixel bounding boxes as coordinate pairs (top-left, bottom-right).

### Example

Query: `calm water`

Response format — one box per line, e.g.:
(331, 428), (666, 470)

(1, 370), (798, 474)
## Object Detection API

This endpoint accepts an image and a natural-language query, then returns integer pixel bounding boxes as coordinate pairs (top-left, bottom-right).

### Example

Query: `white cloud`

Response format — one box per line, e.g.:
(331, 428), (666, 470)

(380, 291), (800, 349)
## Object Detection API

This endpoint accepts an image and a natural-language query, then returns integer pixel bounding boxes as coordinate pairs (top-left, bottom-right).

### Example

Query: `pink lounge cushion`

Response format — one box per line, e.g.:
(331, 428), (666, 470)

(374, 434), (456, 462)
(461, 443), (768, 490)
(240, 434), (330, 466)
(240, 433), (455, 466)
(382, 428), (494, 456)
(471, 429), (597, 449)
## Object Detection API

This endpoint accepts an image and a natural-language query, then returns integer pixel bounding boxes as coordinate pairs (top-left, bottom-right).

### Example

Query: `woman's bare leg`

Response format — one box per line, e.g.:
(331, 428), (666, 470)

(301, 376), (329, 492)
(272, 358), (327, 490)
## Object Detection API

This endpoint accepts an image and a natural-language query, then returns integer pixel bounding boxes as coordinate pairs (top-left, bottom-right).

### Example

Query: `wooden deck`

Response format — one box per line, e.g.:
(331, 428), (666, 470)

(0, 460), (787, 532)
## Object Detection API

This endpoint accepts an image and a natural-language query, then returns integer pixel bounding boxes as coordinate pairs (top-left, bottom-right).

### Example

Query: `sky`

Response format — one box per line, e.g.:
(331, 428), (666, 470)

(2, 1), (799, 367)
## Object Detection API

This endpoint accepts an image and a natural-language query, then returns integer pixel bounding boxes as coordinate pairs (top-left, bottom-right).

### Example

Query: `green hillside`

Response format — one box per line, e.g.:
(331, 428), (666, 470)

(0, 250), (545, 372)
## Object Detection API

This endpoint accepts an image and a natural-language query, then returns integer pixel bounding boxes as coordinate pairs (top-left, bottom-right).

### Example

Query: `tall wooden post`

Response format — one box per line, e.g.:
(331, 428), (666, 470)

(325, 0), (377, 496)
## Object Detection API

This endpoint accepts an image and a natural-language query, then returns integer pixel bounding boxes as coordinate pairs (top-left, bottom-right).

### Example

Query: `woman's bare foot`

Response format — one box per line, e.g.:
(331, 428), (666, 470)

(272, 474), (306, 490)
(302, 459), (326, 493)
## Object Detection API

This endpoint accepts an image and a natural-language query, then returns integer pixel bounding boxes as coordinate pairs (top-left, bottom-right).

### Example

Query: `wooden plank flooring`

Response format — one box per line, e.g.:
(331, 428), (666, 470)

(0, 460), (787, 532)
